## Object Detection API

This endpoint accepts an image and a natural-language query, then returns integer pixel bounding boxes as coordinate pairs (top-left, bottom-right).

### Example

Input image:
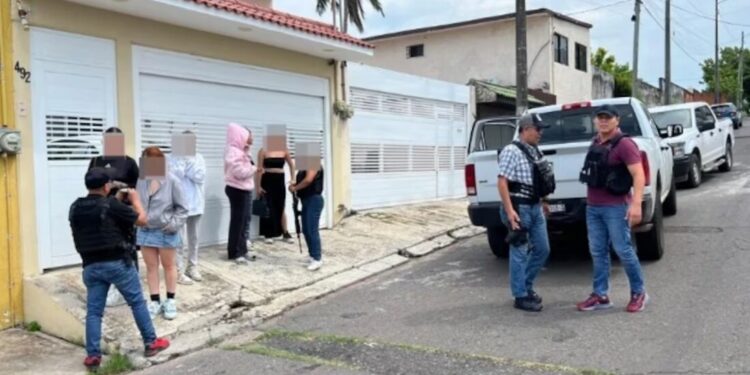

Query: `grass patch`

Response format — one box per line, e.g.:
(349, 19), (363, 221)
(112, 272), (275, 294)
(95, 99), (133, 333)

(242, 343), (356, 370)
(93, 353), (133, 375)
(206, 337), (223, 347)
(24, 321), (42, 332)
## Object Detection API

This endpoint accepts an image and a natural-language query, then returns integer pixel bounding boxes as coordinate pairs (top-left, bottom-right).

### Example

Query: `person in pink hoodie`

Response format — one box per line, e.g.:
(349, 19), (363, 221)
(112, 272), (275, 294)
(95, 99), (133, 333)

(224, 123), (257, 265)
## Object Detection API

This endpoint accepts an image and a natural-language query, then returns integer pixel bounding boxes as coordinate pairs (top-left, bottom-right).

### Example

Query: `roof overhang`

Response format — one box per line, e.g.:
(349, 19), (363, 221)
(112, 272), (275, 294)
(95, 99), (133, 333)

(65, 0), (374, 61)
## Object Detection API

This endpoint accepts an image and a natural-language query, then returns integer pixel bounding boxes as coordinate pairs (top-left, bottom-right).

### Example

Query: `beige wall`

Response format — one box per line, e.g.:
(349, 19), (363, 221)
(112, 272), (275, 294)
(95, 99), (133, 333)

(367, 14), (592, 103)
(13, 0), (347, 276)
(550, 17), (592, 103)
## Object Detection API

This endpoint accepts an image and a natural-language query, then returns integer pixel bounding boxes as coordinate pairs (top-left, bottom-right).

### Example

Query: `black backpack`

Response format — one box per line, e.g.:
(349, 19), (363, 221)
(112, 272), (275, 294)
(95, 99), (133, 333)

(511, 141), (556, 199)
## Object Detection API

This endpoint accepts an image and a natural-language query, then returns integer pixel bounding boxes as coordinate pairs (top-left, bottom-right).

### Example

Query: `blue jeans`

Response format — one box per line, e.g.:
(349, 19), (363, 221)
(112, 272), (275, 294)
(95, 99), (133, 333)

(500, 203), (551, 298)
(82, 260), (156, 357)
(301, 195), (324, 261)
(586, 204), (645, 296)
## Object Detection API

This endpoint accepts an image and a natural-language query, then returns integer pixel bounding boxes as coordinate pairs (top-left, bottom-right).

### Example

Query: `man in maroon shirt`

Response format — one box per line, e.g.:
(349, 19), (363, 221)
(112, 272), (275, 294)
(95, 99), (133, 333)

(576, 104), (649, 313)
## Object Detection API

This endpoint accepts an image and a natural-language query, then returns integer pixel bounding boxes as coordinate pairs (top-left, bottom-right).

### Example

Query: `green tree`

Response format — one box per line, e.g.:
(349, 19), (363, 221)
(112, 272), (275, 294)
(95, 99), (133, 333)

(591, 47), (633, 98)
(701, 46), (750, 108)
(316, 0), (384, 33)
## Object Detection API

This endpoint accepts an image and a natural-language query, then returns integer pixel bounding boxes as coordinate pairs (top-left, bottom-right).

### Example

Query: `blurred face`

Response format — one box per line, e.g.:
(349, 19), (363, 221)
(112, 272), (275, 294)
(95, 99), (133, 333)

(595, 113), (620, 136)
(520, 126), (542, 145)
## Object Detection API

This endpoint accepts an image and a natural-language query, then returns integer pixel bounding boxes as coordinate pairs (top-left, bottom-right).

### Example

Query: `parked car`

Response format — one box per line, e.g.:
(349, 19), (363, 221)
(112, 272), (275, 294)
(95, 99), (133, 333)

(711, 102), (743, 129)
(466, 97), (676, 261)
(650, 102), (734, 188)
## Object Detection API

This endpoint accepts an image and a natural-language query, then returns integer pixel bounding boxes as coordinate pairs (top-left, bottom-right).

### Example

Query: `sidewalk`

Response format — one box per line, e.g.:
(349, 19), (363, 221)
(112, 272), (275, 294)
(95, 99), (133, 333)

(22, 199), (483, 371)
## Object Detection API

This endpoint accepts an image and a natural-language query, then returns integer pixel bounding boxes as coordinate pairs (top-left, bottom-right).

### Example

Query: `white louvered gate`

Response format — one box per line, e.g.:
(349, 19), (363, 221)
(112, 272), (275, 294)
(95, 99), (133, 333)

(31, 29), (117, 269)
(134, 47), (330, 247)
(348, 64), (470, 210)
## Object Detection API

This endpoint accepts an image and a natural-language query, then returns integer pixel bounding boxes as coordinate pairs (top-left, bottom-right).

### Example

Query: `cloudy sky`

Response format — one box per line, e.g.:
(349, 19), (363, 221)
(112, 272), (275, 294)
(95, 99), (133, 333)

(274, 0), (750, 91)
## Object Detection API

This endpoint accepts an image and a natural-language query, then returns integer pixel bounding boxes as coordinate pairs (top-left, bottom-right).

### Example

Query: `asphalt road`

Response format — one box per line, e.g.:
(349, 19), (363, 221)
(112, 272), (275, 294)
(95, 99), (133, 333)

(139, 121), (750, 375)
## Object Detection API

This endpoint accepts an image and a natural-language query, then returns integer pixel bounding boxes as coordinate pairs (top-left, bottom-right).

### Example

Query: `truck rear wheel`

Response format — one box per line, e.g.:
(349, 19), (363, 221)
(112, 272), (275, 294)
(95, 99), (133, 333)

(635, 190), (665, 261)
(487, 226), (510, 259)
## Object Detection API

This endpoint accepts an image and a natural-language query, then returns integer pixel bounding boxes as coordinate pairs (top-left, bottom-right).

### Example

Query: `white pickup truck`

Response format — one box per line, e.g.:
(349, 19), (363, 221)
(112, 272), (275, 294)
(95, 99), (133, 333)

(649, 102), (734, 188)
(465, 97), (676, 261)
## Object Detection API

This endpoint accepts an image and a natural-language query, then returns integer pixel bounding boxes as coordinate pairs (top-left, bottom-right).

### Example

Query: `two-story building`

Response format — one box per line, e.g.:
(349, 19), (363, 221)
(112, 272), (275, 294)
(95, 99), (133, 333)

(362, 8), (593, 109)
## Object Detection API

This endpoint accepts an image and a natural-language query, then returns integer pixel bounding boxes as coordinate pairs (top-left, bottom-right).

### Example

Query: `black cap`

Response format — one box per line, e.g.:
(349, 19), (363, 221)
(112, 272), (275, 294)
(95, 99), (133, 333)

(594, 104), (620, 118)
(85, 167), (113, 189)
(518, 113), (550, 130)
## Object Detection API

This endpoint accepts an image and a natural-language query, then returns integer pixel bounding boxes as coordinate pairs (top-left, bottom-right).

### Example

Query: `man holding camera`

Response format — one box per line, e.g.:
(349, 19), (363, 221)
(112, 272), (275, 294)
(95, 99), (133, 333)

(497, 113), (555, 312)
(69, 168), (170, 371)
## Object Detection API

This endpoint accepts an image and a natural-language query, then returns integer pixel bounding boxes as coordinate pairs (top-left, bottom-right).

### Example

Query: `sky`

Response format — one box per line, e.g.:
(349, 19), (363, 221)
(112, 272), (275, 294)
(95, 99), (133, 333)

(274, 0), (750, 91)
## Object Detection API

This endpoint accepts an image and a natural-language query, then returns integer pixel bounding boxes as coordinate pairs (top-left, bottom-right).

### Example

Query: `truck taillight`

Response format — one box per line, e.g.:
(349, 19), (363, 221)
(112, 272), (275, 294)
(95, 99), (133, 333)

(640, 151), (651, 186)
(562, 101), (592, 111)
(465, 164), (477, 196)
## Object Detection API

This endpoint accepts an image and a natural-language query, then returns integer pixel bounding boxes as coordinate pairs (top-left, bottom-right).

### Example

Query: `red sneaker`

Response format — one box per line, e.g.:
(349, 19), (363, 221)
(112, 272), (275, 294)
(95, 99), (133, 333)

(626, 292), (649, 313)
(83, 355), (101, 370)
(145, 337), (170, 357)
(576, 293), (613, 311)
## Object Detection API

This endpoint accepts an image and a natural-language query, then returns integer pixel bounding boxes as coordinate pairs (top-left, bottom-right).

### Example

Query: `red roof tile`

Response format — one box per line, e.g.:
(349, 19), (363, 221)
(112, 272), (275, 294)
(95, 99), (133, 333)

(190, 0), (373, 49)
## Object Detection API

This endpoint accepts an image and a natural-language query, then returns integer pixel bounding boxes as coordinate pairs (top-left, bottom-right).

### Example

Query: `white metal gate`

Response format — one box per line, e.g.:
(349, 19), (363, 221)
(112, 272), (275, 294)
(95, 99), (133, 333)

(31, 29), (117, 269)
(133, 47), (331, 246)
(348, 64), (470, 210)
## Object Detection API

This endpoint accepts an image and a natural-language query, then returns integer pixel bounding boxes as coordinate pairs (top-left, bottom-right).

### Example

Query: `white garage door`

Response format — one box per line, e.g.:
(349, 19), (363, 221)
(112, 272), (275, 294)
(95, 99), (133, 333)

(133, 47), (331, 247)
(348, 65), (470, 210)
(31, 29), (117, 270)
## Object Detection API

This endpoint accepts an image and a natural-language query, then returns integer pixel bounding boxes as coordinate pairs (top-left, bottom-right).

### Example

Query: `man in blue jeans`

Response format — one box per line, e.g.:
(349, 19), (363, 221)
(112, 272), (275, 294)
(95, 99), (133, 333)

(576, 104), (649, 313)
(497, 113), (554, 312)
(69, 168), (170, 371)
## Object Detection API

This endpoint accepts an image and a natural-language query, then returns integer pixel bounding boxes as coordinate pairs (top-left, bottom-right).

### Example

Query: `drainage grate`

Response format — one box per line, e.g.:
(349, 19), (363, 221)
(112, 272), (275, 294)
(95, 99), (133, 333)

(665, 226), (723, 233)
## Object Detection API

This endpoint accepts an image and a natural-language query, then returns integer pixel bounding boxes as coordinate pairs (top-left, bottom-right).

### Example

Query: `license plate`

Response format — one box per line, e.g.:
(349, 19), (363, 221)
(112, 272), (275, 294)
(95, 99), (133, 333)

(548, 204), (566, 213)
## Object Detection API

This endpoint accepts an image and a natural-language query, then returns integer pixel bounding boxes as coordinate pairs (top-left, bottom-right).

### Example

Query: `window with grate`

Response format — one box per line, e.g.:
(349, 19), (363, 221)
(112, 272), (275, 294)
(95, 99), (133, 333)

(412, 145), (436, 172)
(45, 115), (105, 161)
(407, 44), (424, 58)
(350, 88), (467, 124)
(437, 146), (452, 171)
(351, 143), (381, 174)
(383, 144), (410, 173)
(382, 94), (409, 115)
(350, 89), (382, 113)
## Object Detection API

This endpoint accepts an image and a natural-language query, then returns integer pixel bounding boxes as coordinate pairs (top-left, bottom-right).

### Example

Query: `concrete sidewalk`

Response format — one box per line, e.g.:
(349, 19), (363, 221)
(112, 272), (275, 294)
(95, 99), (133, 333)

(21, 199), (484, 371)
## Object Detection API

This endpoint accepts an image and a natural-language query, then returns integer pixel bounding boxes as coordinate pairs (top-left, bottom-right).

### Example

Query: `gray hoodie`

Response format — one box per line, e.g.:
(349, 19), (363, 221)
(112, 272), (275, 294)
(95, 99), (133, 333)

(135, 174), (188, 234)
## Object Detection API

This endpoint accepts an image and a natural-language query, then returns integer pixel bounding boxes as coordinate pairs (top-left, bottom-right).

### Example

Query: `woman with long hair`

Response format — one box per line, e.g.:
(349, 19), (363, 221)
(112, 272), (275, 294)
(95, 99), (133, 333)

(135, 146), (188, 320)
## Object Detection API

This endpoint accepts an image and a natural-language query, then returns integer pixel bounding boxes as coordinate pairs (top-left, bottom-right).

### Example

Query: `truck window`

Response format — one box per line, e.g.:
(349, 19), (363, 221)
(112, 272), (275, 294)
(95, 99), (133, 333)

(536, 104), (642, 145)
(652, 109), (693, 129)
(471, 121), (517, 152)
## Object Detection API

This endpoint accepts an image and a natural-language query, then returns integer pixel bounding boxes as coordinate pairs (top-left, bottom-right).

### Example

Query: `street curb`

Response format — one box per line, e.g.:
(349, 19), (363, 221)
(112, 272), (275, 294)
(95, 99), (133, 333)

(130, 225), (484, 369)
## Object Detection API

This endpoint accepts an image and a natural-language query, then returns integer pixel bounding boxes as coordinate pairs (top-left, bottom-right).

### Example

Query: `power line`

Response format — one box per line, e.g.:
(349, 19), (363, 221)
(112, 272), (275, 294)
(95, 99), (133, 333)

(642, 4), (703, 65)
(672, 3), (750, 28)
(563, 0), (630, 16)
(651, 0), (713, 48)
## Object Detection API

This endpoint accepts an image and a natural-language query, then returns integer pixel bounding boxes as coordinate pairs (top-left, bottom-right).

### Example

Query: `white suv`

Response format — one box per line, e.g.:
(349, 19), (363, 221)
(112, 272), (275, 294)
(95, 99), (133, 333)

(466, 97), (676, 261)
(649, 102), (734, 188)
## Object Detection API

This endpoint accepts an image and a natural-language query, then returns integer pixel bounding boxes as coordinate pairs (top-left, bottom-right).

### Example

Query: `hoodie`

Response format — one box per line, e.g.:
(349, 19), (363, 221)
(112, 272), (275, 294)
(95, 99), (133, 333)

(224, 123), (257, 191)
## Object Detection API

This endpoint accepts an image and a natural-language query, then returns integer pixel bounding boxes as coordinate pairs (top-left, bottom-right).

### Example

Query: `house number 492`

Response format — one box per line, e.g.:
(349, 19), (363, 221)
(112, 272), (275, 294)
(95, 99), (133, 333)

(14, 62), (31, 83)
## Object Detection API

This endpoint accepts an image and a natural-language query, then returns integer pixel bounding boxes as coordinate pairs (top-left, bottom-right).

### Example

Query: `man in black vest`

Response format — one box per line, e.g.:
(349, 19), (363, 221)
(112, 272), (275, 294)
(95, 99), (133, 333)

(497, 113), (553, 312)
(69, 168), (170, 371)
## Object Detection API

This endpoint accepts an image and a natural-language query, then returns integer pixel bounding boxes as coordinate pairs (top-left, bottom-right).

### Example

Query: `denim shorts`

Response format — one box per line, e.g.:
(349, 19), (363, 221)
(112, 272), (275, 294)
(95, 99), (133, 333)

(136, 227), (182, 249)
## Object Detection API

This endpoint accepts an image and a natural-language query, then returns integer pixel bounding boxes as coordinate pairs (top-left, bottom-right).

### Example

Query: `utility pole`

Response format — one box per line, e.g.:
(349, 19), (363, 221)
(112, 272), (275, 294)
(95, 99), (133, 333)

(664, 0), (671, 104)
(715, 0), (720, 103)
(632, 0), (641, 99)
(739, 32), (745, 111)
(515, 0), (528, 116)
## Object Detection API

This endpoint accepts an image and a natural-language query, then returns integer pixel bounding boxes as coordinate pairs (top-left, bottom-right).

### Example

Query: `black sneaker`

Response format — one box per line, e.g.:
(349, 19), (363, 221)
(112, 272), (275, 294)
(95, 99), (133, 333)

(527, 289), (543, 305)
(514, 296), (543, 312)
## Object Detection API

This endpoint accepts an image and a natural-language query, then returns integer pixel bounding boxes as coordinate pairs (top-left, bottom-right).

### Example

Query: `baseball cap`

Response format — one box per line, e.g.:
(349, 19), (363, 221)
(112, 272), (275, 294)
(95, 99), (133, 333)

(594, 104), (620, 118)
(85, 167), (113, 189)
(518, 113), (550, 130)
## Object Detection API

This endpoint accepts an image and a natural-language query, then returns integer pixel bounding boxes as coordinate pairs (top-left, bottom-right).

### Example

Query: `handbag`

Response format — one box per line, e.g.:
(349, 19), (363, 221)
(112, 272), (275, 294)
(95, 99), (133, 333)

(252, 196), (270, 218)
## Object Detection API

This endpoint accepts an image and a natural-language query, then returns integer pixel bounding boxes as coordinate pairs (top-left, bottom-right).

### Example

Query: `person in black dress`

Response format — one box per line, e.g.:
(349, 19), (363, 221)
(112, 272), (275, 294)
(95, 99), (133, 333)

(256, 146), (295, 244)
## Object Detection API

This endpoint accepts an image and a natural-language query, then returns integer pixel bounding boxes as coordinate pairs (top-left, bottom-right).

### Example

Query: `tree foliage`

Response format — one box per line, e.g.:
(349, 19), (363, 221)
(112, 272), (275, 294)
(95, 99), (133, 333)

(316, 0), (384, 33)
(701, 47), (750, 107)
(591, 47), (633, 98)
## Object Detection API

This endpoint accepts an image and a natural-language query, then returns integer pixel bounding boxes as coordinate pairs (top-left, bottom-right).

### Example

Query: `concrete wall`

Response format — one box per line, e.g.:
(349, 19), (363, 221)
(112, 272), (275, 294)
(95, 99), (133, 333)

(366, 15), (553, 93)
(550, 17), (592, 103)
(637, 80), (662, 107)
(12, 0), (344, 276)
(592, 67), (614, 99)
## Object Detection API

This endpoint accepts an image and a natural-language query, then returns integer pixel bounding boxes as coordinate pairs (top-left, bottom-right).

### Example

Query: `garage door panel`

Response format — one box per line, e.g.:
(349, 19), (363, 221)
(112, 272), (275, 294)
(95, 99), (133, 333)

(352, 173), (437, 209)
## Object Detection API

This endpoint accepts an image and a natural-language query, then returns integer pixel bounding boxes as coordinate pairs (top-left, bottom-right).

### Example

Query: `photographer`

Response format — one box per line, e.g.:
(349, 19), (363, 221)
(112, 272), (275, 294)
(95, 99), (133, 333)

(69, 168), (169, 371)
(497, 113), (554, 312)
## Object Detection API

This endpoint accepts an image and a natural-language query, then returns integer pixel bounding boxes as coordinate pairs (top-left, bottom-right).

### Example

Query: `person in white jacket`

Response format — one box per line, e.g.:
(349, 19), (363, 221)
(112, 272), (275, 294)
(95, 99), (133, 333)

(169, 131), (207, 285)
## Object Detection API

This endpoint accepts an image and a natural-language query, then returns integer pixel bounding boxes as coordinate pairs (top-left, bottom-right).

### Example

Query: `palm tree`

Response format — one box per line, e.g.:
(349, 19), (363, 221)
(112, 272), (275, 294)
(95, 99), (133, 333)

(316, 0), (384, 33)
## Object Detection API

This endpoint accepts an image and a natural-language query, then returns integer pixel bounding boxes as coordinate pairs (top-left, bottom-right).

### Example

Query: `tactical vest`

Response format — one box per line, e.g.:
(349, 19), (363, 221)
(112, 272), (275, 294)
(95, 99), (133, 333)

(579, 134), (633, 196)
(508, 141), (556, 200)
(69, 197), (129, 256)
(296, 168), (324, 199)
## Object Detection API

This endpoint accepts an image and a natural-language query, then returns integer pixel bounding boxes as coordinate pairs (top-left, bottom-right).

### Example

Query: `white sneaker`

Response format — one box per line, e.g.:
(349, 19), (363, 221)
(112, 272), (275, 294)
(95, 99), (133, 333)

(234, 257), (249, 265)
(186, 267), (203, 282)
(307, 260), (323, 271)
(243, 253), (257, 262)
(246, 240), (253, 250)
(147, 301), (162, 319)
(177, 273), (194, 285)
(265, 238), (274, 245)
(106, 288), (126, 307)
(162, 298), (177, 320)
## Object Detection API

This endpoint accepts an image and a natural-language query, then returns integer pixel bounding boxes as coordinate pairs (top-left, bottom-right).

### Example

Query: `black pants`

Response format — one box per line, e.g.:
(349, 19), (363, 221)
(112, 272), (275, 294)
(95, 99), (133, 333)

(225, 185), (250, 260)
